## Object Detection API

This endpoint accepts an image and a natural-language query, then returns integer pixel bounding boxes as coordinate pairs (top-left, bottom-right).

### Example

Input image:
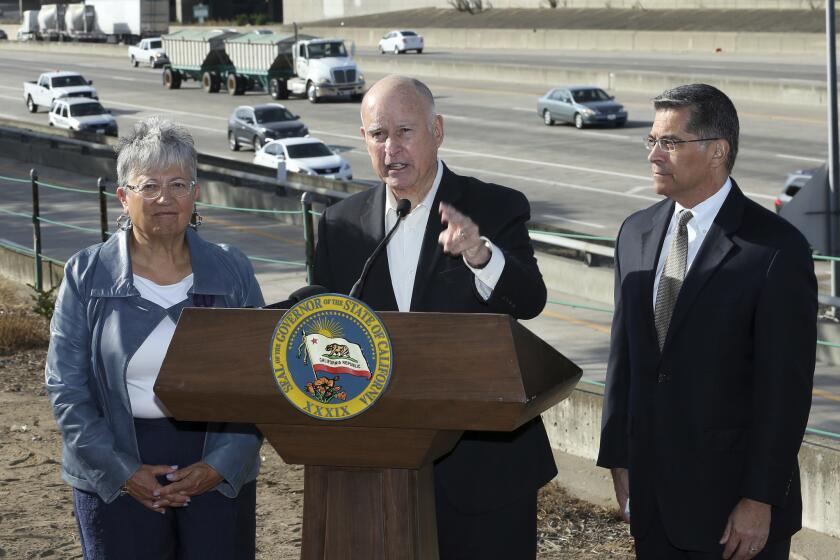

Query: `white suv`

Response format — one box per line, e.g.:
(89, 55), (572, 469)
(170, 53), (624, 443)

(49, 98), (118, 136)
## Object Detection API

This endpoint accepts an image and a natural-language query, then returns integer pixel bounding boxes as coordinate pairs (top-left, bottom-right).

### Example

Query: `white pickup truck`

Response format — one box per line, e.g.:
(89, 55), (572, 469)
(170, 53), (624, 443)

(128, 37), (169, 68)
(23, 71), (98, 113)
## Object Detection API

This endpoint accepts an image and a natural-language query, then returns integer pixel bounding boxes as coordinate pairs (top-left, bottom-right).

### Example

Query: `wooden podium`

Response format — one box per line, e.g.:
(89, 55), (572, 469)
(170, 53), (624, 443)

(156, 308), (581, 560)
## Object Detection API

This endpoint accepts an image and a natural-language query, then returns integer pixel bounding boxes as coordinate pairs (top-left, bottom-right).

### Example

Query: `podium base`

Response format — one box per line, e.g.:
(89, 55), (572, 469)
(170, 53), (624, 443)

(301, 464), (439, 560)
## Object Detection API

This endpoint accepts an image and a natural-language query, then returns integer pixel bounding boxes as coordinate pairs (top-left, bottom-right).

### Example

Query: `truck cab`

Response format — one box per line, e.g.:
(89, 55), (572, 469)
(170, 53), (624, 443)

(289, 38), (364, 103)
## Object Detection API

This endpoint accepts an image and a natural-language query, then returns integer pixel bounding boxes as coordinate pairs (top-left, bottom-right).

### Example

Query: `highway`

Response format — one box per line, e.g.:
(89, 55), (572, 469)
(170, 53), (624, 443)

(0, 45), (837, 435)
(0, 47), (828, 236)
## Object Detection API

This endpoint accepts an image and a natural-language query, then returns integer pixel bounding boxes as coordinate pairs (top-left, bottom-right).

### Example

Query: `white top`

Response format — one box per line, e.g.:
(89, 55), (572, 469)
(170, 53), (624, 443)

(652, 178), (732, 309)
(125, 273), (194, 419)
(384, 160), (505, 312)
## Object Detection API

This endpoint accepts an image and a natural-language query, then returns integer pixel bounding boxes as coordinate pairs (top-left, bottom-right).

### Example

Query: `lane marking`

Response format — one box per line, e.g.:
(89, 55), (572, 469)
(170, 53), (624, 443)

(625, 185), (652, 194)
(812, 388), (840, 403)
(775, 153), (825, 163)
(447, 164), (658, 202)
(205, 215), (304, 246)
(540, 308), (612, 334)
(441, 146), (652, 181)
(100, 99), (228, 121)
(542, 214), (606, 229)
(119, 113), (221, 134)
(112, 76), (138, 82)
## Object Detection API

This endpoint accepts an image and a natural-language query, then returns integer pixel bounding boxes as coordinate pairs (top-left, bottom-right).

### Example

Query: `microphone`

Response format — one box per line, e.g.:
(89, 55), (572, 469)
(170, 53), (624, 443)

(349, 198), (411, 300)
(264, 285), (329, 309)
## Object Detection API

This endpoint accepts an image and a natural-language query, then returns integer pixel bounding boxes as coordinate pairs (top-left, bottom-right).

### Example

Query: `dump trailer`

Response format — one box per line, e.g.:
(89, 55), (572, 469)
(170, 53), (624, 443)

(224, 32), (365, 103)
(161, 29), (239, 92)
(222, 32), (312, 98)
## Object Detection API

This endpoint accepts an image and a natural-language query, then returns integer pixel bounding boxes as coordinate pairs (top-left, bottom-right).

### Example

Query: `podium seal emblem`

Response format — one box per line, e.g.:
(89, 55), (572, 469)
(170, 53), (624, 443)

(269, 293), (393, 420)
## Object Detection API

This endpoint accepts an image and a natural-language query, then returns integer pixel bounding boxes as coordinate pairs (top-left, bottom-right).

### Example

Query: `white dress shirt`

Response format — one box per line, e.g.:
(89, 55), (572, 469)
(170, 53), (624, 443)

(652, 178), (732, 309)
(384, 160), (505, 312)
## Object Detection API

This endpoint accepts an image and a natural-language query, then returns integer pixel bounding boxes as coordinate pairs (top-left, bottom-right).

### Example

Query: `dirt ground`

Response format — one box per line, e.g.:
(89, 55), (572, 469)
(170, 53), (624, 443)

(0, 276), (633, 559)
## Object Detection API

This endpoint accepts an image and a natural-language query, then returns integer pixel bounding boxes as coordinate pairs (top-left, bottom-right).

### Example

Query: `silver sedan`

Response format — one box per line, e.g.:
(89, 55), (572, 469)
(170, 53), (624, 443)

(537, 86), (627, 129)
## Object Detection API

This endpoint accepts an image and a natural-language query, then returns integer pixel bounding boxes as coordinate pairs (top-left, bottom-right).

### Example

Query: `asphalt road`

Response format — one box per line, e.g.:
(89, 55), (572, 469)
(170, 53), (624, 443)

(0, 47), (828, 238)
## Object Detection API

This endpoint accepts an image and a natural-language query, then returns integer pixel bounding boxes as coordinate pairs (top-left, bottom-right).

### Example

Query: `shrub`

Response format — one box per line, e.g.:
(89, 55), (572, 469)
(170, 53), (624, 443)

(0, 310), (49, 353)
(28, 284), (57, 320)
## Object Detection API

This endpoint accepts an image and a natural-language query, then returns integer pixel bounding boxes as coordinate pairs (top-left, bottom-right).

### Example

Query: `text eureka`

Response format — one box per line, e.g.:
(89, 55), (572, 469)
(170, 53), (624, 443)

(273, 297), (392, 418)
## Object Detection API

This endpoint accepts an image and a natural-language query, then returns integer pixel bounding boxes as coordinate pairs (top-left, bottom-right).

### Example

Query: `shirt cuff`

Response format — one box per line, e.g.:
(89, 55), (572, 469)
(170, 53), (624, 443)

(464, 237), (505, 301)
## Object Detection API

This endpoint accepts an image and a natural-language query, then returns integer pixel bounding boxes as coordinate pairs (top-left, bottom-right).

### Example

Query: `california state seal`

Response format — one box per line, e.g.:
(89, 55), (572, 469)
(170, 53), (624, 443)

(269, 293), (393, 420)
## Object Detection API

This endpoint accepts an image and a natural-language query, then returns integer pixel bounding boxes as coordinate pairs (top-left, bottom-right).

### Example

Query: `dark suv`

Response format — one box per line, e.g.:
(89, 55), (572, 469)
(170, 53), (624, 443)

(228, 104), (309, 151)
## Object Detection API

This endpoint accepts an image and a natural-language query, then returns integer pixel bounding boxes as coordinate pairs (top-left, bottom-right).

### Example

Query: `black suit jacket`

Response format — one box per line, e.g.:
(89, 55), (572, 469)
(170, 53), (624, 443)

(314, 164), (556, 513)
(597, 181), (817, 550)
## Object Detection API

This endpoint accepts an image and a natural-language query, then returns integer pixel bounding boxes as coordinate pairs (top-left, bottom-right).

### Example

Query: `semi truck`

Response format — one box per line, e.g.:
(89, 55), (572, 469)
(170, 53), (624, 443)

(86, 0), (169, 43)
(18, 0), (168, 43)
(162, 30), (365, 104)
(226, 33), (365, 103)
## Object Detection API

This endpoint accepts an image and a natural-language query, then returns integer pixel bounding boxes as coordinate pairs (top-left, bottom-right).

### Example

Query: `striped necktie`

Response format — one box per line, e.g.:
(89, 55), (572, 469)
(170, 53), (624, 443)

(654, 209), (694, 350)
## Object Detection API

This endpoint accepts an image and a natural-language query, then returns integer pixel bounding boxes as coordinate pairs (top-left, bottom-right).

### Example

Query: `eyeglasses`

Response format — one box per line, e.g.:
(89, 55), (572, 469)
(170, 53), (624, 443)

(124, 180), (195, 200)
(644, 137), (720, 153)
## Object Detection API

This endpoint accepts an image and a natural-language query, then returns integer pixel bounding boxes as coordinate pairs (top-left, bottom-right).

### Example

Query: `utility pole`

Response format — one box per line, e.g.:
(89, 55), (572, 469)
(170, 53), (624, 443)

(827, 0), (840, 316)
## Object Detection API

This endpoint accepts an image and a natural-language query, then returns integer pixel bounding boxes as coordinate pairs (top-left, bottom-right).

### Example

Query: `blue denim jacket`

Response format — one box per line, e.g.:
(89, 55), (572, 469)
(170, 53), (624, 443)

(45, 229), (265, 503)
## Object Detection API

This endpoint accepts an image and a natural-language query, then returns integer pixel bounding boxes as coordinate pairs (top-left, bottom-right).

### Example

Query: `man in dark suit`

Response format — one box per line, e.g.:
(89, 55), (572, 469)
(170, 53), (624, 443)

(314, 75), (553, 558)
(597, 83), (817, 560)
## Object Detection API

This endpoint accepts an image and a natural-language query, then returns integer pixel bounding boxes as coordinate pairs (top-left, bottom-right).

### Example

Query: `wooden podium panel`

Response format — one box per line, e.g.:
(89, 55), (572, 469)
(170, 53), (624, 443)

(156, 308), (582, 559)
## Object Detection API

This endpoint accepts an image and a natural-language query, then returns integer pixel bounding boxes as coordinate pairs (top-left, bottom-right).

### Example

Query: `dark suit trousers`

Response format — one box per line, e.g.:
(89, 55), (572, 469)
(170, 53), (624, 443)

(73, 417), (256, 560)
(635, 503), (791, 560)
(435, 483), (538, 560)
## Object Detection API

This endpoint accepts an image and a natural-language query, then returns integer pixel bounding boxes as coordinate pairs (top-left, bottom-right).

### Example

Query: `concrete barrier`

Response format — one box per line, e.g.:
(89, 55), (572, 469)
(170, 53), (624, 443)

(300, 26), (826, 56)
(543, 384), (840, 540)
(0, 242), (64, 291)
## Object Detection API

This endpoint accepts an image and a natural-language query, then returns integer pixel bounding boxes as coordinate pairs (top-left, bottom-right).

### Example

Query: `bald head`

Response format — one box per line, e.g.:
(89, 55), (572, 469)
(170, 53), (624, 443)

(361, 75), (437, 131)
(359, 75), (444, 207)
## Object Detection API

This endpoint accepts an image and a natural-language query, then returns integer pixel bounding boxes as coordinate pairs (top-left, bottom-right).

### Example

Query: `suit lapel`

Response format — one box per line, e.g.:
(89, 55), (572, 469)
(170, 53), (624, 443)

(640, 200), (674, 350)
(358, 185), (398, 310)
(663, 183), (744, 349)
(410, 165), (462, 311)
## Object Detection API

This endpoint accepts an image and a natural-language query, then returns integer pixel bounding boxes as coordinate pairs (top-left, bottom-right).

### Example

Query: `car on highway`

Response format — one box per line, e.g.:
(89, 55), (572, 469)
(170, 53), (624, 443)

(48, 98), (118, 136)
(538, 86), (627, 129)
(23, 71), (98, 113)
(0, 30), (8, 40)
(775, 167), (818, 213)
(378, 30), (424, 54)
(254, 137), (352, 180)
(128, 37), (169, 68)
(228, 104), (309, 151)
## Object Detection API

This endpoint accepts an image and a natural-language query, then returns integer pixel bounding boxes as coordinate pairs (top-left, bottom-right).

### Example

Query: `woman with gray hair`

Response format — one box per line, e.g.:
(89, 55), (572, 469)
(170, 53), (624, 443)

(45, 117), (263, 559)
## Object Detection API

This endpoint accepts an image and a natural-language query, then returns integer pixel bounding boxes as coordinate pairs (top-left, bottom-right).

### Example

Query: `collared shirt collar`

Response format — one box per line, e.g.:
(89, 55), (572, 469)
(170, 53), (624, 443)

(385, 160), (443, 219)
(671, 177), (732, 235)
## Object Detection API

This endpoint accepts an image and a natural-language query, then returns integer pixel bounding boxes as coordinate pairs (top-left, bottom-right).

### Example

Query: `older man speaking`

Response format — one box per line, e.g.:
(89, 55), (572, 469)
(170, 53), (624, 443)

(313, 75), (552, 558)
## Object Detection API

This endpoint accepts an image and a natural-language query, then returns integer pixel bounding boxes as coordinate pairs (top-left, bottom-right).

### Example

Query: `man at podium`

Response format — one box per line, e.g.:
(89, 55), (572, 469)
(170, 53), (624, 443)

(313, 75), (554, 559)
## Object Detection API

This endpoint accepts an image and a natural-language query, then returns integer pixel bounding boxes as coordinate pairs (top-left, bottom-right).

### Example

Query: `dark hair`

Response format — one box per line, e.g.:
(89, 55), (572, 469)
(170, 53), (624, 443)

(653, 84), (739, 173)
